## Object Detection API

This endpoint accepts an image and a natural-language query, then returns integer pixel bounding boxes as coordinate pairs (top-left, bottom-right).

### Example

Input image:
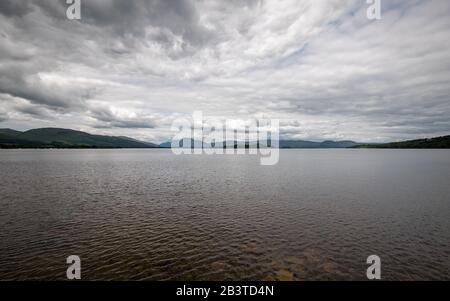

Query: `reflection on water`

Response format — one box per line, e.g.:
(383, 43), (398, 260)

(0, 149), (449, 280)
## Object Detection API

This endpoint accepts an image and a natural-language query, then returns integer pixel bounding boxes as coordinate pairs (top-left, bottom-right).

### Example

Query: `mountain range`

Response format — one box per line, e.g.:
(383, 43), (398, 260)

(1, 128), (449, 149)
(159, 139), (359, 149)
(0, 128), (158, 149)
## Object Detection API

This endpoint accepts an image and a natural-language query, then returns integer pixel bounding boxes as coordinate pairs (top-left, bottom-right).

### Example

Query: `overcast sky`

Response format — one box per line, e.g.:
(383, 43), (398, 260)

(0, 0), (449, 143)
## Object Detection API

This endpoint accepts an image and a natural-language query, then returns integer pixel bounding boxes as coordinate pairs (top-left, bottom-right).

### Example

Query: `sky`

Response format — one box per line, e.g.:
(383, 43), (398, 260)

(0, 0), (449, 143)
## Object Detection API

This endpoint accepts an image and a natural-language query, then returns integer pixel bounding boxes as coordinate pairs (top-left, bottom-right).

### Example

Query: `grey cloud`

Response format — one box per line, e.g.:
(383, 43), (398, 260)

(0, 112), (7, 122)
(0, 66), (88, 111)
(84, 0), (209, 43)
(36, 0), (217, 57)
(93, 121), (155, 129)
(89, 107), (155, 129)
(0, 0), (33, 17)
(12, 102), (54, 119)
(0, 6), (93, 111)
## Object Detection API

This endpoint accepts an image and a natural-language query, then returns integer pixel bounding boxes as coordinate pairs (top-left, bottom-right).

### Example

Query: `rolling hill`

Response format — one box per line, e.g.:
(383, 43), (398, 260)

(355, 136), (450, 149)
(0, 128), (158, 149)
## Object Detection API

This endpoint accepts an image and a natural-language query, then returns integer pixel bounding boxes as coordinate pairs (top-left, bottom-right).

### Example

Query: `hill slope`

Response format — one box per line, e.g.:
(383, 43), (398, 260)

(0, 128), (158, 148)
(356, 136), (450, 149)
(0, 129), (22, 137)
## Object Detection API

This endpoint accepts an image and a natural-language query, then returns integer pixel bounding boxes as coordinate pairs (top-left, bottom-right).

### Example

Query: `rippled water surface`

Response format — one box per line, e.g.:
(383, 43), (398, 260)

(0, 149), (449, 280)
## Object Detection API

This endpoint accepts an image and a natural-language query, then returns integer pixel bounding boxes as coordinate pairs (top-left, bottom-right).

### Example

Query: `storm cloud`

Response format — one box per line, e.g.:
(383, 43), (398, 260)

(0, 0), (449, 143)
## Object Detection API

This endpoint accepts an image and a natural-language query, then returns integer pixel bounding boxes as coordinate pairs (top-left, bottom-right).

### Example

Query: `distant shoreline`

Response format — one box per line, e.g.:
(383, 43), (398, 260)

(1, 127), (449, 149)
(2, 146), (450, 150)
(353, 135), (450, 149)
